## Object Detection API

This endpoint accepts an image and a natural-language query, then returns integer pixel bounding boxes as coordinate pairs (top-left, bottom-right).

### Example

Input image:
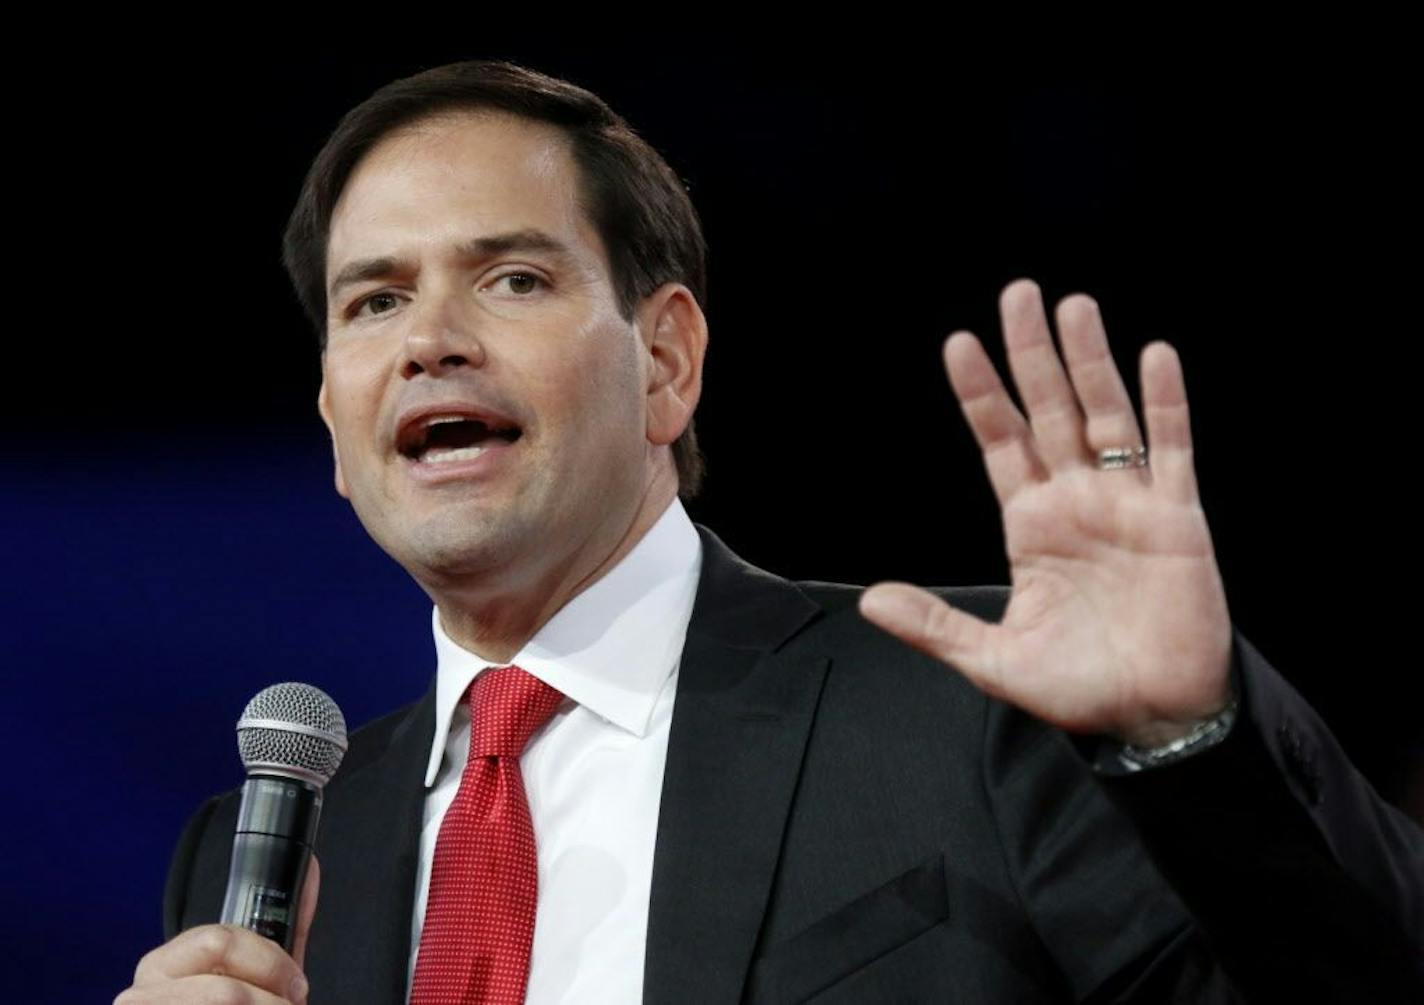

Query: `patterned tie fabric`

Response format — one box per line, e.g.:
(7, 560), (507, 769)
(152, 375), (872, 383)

(411, 665), (566, 1005)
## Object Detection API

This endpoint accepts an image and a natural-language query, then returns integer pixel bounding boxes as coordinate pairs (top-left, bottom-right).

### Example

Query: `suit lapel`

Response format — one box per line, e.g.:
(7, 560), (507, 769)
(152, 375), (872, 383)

(305, 684), (433, 1005)
(644, 525), (829, 1003)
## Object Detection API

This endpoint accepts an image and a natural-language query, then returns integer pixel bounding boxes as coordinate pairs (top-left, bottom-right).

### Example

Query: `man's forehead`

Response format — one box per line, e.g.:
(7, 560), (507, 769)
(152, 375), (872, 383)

(325, 111), (599, 282)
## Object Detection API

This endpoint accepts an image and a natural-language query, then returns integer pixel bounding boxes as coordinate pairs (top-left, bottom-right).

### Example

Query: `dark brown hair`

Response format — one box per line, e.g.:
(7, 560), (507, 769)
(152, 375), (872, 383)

(282, 61), (707, 498)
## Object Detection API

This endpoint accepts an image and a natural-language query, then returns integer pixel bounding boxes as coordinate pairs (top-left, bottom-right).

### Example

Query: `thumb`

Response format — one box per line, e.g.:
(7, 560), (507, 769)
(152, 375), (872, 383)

(859, 583), (1001, 695)
(291, 853), (320, 970)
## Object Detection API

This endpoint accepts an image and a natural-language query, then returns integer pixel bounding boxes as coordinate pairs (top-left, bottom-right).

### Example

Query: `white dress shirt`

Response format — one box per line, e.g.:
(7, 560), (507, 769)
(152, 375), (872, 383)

(408, 498), (703, 1003)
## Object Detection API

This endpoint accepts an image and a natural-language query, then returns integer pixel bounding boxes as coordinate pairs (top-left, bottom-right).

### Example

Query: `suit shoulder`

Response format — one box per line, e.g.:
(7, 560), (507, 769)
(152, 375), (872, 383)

(794, 578), (1010, 623)
(163, 792), (225, 939)
(331, 689), (432, 778)
(779, 579), (1008, 715)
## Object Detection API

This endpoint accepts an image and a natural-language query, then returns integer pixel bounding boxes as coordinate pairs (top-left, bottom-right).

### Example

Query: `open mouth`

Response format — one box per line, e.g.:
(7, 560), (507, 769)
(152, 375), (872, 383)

(398, 414), (523, 465)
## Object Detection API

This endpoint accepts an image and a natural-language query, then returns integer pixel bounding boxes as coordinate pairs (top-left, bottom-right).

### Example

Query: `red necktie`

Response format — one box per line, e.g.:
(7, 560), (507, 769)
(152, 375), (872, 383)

(411, 665), (566, 1005)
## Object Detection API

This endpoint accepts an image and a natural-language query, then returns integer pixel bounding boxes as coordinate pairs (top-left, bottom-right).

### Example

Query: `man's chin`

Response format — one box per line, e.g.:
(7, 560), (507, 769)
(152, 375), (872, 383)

(381, 516), (534, 586)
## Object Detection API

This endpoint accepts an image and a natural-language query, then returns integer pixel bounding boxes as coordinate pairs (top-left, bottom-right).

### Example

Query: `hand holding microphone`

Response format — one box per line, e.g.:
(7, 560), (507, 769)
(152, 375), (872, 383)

(116, 684), (346, 1005)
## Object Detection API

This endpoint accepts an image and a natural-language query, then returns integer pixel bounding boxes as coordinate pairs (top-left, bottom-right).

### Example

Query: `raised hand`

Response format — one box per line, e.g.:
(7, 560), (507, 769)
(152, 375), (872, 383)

(858, 279), (1233, 748)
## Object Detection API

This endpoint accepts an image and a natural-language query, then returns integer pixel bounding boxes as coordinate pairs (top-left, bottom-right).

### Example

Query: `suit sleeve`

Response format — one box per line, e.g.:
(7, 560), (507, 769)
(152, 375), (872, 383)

(162, 794), (222, 940)
(1083, 630), (1424, 1000)
(981, 688), (1248, 1002)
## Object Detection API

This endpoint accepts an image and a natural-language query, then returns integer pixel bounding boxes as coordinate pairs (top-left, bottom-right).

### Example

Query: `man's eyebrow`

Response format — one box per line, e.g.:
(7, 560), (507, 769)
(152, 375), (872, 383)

(327, 229), (578, 301)
(458, 229), (575, 263)
(327, 257), (400, 301)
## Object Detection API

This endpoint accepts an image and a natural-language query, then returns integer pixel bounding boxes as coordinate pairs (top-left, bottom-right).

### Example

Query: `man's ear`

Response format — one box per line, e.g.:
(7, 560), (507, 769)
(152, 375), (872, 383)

(637, 283), (707, 447)
(316, 377), (351, 499)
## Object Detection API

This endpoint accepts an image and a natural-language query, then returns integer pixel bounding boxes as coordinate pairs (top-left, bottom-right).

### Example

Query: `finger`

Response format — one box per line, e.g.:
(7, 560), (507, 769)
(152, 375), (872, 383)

(1054, 293), (1149, 485)
(291, 854), (320, 970)
(1140, 341), (1199, 502)
(859, 583), (1008, 701)
(133, 925), (308, 1004)
(116, 972), (295, 1004)
(943, 331), (1047, 506)
(999, 279), (1089, 470)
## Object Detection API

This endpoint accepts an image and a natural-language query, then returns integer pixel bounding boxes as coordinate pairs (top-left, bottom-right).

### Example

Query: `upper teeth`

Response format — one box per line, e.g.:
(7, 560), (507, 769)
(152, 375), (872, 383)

(425, 415), (475, 428)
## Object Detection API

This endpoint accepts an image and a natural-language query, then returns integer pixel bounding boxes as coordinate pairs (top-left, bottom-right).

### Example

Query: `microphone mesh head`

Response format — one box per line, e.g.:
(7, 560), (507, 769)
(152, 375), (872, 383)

(236, 682), (348, 785)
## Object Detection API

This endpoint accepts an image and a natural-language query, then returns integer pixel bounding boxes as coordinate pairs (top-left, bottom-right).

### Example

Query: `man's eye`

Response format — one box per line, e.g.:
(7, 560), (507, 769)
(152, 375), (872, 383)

(492, 272), (544, 295)
(357, 292), (401, 316)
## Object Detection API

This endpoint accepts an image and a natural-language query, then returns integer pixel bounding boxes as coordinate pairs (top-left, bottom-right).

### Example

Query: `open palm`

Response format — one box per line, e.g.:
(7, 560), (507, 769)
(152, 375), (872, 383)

(859, 280), (1233, 747)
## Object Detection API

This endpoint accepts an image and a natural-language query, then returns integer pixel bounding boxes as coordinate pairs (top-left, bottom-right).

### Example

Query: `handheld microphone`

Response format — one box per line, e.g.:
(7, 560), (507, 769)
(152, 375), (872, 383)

(219, 682), (348, 951)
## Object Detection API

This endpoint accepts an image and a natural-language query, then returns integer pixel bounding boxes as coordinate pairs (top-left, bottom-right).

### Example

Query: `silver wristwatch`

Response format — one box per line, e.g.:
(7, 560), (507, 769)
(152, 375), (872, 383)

(1115, 693), (1240, 773)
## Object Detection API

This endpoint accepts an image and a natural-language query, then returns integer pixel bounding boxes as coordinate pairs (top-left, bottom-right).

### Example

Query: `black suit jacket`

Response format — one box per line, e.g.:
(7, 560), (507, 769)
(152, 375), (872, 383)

(165, 525), (1424, 1002)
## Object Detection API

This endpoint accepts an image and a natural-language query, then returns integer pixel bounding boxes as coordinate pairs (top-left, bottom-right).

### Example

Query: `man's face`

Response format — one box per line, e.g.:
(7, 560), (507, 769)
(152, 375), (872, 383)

(318, 112), (658, 594)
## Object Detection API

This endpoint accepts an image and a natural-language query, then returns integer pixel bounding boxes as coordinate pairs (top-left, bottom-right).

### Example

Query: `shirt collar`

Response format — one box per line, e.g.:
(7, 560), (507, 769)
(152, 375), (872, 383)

(424, 498), (703, 787)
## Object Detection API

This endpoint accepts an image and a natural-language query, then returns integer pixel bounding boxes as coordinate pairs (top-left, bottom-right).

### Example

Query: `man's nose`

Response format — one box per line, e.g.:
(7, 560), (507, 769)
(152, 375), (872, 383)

(400, 296), (487, 378)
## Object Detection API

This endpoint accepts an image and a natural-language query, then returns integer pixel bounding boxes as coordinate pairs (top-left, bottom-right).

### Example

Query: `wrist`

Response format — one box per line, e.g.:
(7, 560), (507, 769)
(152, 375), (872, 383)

(1117, 702), (1228, 748)
(1115, 689), (1239, 772)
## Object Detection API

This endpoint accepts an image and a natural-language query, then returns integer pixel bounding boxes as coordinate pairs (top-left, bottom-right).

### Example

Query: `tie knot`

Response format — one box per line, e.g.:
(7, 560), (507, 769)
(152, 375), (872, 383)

(467, 665), (565, 758)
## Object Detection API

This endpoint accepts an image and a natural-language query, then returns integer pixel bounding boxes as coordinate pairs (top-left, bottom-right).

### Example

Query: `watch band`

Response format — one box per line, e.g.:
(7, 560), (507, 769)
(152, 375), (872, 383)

(1116, 693), (1240, 772)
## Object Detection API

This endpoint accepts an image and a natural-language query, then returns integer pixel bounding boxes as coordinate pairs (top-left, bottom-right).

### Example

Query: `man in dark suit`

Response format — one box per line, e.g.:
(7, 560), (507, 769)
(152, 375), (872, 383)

(119, 61), (1423, 1003)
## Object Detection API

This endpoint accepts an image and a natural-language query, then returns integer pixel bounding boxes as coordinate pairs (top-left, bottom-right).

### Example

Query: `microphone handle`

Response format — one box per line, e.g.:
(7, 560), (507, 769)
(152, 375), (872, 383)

(219, 774), (323, 952)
